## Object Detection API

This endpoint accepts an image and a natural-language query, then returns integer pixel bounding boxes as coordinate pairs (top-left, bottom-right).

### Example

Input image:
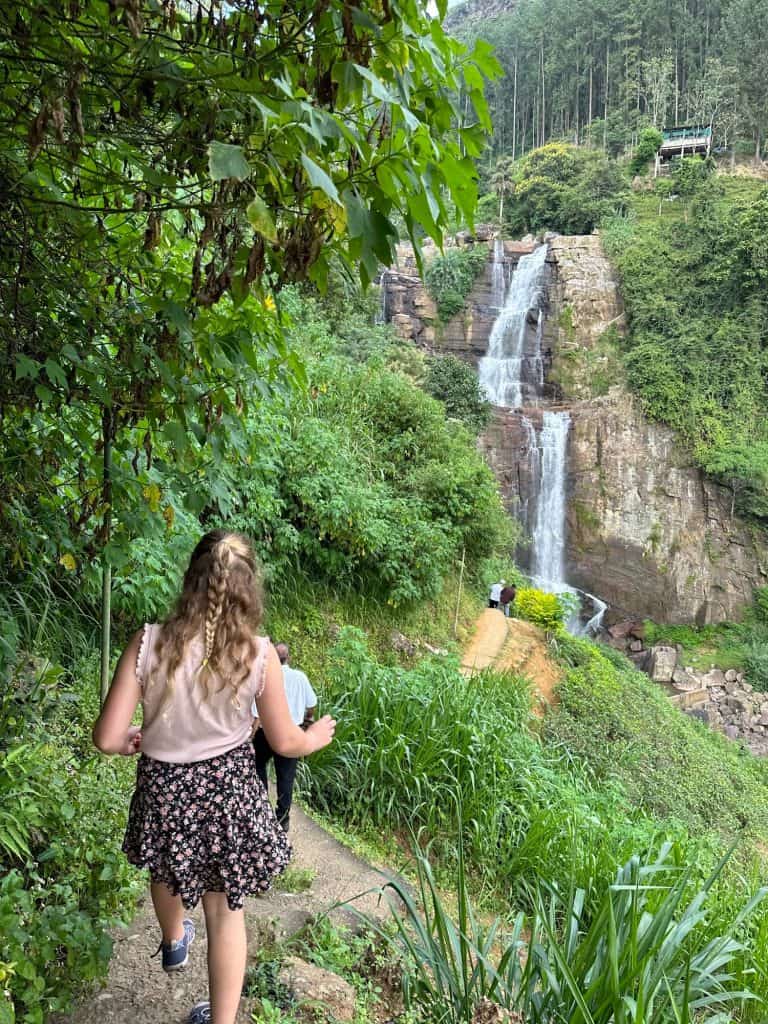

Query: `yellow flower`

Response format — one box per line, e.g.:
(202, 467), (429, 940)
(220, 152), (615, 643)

(263, 294), (276, 313)
(59, 553), (76, 571)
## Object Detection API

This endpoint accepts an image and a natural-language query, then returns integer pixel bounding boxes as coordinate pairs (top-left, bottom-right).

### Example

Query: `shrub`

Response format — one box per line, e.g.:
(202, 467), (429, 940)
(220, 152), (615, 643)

(513, 587), (565, 631)
(506, 143), (627, 235)
(629, 126), (663, 176)
(371, 842), (766, 1024)
(423, 355), (492, 434)
(744, 641), (768, 692)
(424, 246), (488, 323)
(754, 586), (768, 625)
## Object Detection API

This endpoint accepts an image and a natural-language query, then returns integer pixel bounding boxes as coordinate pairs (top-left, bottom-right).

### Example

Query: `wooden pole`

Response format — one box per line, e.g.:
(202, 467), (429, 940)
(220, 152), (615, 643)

(453, 546), (466, 638)
(99, 408), (113, 706)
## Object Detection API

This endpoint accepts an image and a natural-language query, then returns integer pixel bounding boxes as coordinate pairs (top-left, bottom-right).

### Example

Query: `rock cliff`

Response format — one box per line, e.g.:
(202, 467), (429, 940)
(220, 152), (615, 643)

(382, 233), (768, 623)
(549, 234), (768, 624)
(383, 238), (536, 361)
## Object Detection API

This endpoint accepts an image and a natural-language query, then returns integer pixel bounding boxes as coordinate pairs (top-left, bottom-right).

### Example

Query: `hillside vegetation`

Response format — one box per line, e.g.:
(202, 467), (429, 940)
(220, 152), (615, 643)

(602, 173), (768, 523)
(0, 288), (510, 1023)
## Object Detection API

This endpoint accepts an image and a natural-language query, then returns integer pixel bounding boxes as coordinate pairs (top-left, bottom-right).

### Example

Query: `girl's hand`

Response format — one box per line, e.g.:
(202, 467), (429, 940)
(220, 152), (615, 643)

(305, 715), (336, 753)
(119, 726), (142, 757)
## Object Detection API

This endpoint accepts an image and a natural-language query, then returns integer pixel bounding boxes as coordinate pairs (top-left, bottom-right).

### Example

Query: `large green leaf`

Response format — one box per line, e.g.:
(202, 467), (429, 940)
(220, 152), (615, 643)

(208, 142), (252, 182)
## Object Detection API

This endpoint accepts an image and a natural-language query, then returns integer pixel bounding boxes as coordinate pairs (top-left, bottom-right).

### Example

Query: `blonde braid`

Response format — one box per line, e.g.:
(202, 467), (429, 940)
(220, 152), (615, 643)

(201, 539), (232, 677)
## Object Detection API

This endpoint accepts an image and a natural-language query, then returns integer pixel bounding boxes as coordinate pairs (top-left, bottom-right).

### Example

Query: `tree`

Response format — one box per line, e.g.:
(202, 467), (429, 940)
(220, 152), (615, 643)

(423, 355), (492, 434)
(0, 0), (500, 691)
(630, 126), (664, 175)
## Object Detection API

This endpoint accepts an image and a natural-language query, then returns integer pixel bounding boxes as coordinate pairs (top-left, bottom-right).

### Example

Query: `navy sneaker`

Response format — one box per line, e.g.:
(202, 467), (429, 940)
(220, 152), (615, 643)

(187, 1002), (211, 1024)
(152, 918), (195, 972)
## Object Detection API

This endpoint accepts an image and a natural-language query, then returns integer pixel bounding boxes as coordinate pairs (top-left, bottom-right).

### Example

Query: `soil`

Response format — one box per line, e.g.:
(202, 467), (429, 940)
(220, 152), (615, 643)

(461, 611), (561, 712)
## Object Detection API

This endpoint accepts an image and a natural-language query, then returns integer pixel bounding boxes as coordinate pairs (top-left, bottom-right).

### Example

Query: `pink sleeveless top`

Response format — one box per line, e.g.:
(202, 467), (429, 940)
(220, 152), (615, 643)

(136, 623), (269, 764)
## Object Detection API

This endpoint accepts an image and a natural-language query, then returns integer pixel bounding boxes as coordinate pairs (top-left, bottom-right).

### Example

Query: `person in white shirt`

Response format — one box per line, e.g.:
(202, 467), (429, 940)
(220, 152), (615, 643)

(489, 580), (505, 609)
(252, 642), (317, 832)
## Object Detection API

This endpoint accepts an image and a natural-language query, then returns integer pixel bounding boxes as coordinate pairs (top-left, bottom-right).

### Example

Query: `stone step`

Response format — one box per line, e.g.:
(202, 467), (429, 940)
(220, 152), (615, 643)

(669, 688), (709, 710)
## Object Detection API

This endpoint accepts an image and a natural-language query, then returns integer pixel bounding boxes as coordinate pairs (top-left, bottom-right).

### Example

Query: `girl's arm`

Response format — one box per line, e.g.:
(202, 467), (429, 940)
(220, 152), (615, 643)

(256, 645), (335, 757)
(92, 629), (144, 755)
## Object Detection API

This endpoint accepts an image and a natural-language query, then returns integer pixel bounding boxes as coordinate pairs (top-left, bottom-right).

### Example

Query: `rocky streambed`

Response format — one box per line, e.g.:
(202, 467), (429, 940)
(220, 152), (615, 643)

(605, 621), (768, 756)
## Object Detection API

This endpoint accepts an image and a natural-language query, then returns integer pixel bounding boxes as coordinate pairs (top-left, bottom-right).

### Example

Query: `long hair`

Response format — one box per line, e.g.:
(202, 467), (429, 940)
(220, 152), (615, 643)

(151, 530), (264, 707)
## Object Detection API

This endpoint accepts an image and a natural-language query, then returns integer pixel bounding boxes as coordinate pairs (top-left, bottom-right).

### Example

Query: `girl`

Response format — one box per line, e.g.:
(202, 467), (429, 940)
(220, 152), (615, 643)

(93, 530), (335, 1024)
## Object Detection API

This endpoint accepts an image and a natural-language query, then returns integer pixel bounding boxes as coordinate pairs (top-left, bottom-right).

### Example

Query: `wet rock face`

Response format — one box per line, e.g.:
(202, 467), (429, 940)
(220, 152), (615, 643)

(479, 407), (544, 571)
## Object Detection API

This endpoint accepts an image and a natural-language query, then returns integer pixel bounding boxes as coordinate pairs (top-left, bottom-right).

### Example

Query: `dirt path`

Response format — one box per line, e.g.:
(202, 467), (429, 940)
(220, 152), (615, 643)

(461, 611), (562, 712)
(55, 807), (396, 1024)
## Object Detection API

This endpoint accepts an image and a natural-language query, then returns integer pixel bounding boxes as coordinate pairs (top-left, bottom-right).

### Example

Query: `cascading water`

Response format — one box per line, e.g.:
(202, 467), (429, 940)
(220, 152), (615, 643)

(478, 244), (549, 409)
(491, 238), (506, 309)
(531, 410), (571, 588)
(376, 269), (388, 325)
(480, 239), (606, 635)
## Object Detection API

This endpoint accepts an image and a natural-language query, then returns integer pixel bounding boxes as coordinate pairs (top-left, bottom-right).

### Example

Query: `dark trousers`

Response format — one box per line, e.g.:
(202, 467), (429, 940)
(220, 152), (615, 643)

(253, 729), (298, 832)
(488, 599), (499, 608)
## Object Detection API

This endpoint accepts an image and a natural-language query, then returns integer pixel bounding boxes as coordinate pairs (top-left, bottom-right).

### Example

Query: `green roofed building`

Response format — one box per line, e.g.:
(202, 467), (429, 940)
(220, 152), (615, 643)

(658, 123), (713, 163)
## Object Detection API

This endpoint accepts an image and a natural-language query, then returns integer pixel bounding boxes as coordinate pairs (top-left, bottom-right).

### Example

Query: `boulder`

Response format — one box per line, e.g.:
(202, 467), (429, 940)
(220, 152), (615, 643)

(724, 725), (740, 740)
(725, 669), (738, 682)
(629, 639), (644, 653)
(648, 646), (678, 683)
(279, 957), (357, 1023)
(701, 669), (727, 689)
(672, 667), (700, 692)
(607, 620), (633, 640)
(390, 631), (416, 656)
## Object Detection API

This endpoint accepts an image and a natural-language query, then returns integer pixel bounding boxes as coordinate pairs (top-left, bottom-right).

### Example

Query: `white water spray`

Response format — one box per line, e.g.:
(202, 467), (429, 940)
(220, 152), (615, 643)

(478, 244), (548, 408)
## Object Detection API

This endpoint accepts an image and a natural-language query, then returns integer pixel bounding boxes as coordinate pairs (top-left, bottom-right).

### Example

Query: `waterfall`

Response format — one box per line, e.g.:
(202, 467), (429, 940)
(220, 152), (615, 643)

(479, 239), (607, 636)
(491, 238), (506, 309)
(376, 270), (388, 325)
(478, 244), (548, 409)
(530, 410), (570, 587)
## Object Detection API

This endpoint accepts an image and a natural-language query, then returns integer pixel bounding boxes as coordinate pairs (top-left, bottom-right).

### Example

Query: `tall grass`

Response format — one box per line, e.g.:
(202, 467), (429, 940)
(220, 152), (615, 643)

(301, 628), (672, 902)
(367, 841), (767, 1024)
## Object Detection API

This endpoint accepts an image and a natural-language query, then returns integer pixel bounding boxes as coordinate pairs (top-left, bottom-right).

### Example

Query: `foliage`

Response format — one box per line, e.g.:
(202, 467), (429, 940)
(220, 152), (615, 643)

(372, 841), (766, 1024)
(423, 355), (492, 434)
(0, 0), (500, 582)
(513, 588), (566, 631)
(424, 246), (489, 323)
(505, 144), (628, 235)
(208, 292), (512, 606)
(672, 155), (716, 195)
(743, 642), (768, 693)
(0, 738), (141, 1023)
(755, 587), (768, 625)
(630, 126), (664, 175)
(303, 628), (670, 903)
(545, 635), (768, 841)
(601, 180), (768, 523)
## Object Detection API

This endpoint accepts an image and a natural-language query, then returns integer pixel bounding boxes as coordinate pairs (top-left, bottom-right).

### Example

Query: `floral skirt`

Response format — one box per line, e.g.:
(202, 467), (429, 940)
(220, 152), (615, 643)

(123, 740), (291, 910)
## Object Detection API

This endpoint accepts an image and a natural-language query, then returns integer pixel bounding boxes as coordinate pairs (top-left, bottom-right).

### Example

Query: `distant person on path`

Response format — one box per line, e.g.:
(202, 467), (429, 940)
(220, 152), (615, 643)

(489, 580), (505, 609)
(500, 584), (517, 617)
(253, 642), (317, 833)
(92, 530), (335, 1024)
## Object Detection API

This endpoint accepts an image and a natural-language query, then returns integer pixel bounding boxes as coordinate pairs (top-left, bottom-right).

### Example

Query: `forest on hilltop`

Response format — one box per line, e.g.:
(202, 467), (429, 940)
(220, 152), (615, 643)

(449, 0), (768, 163)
